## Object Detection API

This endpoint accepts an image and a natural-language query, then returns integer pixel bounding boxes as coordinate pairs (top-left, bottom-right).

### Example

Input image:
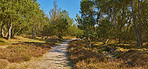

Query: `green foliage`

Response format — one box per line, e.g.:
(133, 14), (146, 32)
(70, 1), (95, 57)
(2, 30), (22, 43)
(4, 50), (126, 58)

(0, 0), (48, 39)
(77, 0), (148, 44)
(42, 1), (82, 37)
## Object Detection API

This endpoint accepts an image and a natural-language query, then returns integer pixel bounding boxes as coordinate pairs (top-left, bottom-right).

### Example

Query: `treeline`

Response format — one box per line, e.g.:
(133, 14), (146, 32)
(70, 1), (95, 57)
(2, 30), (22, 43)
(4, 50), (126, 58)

(0, 0), (48, 39)
(42, 1), (82, 39)
(0, 0), (81, 40)
(76, 0), (148, 46)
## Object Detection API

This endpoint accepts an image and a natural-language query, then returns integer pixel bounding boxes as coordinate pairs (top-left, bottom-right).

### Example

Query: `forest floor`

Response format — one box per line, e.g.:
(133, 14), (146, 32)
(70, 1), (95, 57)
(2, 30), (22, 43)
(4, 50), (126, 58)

(1, 36), (147, 69)
(0, 35), (75, 69)
(68, 40), (148, 69)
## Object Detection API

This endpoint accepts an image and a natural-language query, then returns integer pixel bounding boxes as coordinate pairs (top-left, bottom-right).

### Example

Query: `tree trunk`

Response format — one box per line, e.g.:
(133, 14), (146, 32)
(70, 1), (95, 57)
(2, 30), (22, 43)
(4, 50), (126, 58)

(138, 0), (142, 47)
(131, 1), (140, 46)
(1, 22), (4, 38)
(118, 28), (121, 44)
(88, 37), (92, 49)
(32, 25), (35, 38)
(35, 25), (37, 37)
(124, 21), (131, 43)
(119, 6), (126, 44)
(7, 20), (12, 40)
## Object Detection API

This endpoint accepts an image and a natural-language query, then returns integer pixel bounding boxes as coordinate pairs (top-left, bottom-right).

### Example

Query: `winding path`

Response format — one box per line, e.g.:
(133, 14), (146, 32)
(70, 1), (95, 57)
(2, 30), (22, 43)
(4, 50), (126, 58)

(27, 39), (76, 69)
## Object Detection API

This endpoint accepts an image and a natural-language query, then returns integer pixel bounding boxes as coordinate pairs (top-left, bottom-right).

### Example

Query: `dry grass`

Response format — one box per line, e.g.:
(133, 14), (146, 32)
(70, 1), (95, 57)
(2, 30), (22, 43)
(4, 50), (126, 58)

(0, 59), (9, 69)
(0, 45), (50, 63)
(118, 50), (148, 67)
(63, 36), (76, 39)
(68, 40), (148, 69)
(0, 36), (66, 68)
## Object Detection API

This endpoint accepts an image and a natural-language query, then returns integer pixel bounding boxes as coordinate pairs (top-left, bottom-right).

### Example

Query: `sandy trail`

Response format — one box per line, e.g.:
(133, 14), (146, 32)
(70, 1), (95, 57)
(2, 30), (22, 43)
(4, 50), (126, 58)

(27, 39), (75, 69)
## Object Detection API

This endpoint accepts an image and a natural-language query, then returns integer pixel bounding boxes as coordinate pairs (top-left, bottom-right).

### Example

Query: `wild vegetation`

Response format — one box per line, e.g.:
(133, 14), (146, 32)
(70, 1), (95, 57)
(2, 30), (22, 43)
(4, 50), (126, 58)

(0, 0), (147, 69)
(0, 35), (73, 68)
(0, 0), (80, 68)
(0, 0), (81, 40)
(68, 40), (148, 69)
(76, 0), (148, 46)
(68, 0), (148, 69)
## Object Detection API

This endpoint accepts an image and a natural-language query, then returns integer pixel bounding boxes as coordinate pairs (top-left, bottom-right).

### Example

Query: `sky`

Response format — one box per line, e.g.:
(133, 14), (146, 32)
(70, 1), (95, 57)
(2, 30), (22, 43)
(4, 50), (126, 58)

(37, 0), (81, 19)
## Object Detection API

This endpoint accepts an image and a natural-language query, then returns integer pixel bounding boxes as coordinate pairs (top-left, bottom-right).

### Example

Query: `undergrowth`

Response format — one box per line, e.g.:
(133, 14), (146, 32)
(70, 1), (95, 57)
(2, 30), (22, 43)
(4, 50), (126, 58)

(0, 36), (62, 68)
(68, 40), (148, 69)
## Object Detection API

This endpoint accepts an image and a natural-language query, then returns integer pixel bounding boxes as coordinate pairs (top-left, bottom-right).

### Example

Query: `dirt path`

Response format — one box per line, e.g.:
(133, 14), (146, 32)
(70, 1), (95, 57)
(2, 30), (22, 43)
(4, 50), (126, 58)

(27, 39), (76, 69)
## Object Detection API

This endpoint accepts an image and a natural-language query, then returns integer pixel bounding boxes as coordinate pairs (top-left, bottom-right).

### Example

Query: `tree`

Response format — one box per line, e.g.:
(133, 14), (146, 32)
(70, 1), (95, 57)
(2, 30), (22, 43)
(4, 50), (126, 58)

(42, 1), (79, 38)
(138, 0), (142, 46)
(0, 0), (48, 39)
(77, 0), (148, 46)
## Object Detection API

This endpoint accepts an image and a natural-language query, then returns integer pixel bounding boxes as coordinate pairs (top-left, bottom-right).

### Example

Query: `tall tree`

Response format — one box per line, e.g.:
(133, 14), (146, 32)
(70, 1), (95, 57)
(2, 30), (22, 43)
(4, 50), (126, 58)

(138, 0), (142, 46)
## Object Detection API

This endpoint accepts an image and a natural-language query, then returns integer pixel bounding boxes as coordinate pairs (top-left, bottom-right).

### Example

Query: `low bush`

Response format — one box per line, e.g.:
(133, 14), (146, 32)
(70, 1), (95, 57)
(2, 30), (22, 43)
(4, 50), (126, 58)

(118, 50), (148, 68)
(0, 43), (52, 63)
(0, 59), (9, 69)
(68, 40), (148, 69)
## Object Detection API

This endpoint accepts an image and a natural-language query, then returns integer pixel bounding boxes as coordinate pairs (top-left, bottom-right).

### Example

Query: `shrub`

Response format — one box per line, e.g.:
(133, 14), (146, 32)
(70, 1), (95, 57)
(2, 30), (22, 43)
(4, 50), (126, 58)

(68, 40), (148, 69)
(118, 50), (148, 67)
(0, 44), (51, 63)
(0, 59), (9, 69)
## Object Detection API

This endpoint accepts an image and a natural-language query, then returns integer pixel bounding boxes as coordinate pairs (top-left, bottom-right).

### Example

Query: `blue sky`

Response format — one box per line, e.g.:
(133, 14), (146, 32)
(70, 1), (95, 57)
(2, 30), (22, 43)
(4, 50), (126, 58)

(37, 0), (81, 19)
